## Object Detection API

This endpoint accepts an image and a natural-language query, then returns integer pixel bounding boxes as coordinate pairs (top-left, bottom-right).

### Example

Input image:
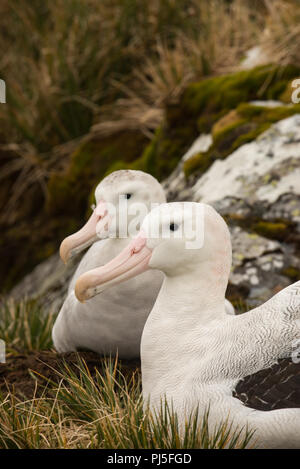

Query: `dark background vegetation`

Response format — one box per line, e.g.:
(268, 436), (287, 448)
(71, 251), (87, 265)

(0, 0), (299, 291)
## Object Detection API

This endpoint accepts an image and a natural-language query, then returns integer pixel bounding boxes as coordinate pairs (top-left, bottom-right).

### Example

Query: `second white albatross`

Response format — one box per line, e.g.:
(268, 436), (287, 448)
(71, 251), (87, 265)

(52, 170), (165, 357)
(75, 202), (300, 448)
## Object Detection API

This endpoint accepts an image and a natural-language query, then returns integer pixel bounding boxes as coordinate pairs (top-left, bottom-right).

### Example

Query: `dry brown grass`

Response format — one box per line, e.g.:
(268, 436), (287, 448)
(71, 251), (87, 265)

(0, 0), (263, 150)
(0, 0), (299, 230)
(261, 0), (300, 66)
(94, 0), (264, 137)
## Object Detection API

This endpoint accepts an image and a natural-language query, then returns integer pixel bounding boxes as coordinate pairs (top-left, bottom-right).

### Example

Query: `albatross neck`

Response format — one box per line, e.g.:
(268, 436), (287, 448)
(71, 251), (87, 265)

(153, 260), (230, 324)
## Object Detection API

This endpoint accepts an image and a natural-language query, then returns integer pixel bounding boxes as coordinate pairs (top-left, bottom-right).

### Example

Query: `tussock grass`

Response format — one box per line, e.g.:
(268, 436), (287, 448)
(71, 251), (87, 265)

(0, 298), (56, 353)
(1, 0), (299, 225)
(0, 301), (254, 448)
(0, 1), (261, 151)
(261, 0), (300, 66)
(0, 357), (254, 449)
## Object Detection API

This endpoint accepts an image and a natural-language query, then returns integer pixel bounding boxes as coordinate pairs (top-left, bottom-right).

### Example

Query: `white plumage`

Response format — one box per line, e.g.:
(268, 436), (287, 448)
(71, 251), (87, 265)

(52, 170), (165, 357)
(76, 201), (300, 448)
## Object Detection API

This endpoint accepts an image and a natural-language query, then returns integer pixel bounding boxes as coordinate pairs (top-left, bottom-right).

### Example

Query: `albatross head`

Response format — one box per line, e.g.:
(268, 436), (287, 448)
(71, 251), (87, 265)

(75, 202), (232, 302)
(60, 170), (165, 264)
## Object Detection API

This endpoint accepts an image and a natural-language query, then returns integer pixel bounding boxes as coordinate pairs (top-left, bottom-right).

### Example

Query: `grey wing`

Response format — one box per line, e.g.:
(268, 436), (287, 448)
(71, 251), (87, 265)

(233, 281), (300, 411)
(233, 358), (300, 411)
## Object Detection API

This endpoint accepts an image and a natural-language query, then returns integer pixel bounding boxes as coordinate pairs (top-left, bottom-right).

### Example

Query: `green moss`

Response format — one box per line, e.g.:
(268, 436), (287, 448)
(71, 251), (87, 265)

(230, 123), (271, 151)
(266, 105), (300, 121)
(216, 122), (258, 154)
(104, 159), (129, 176)
(237, 102), (300, 123)
(235, 103), (265, 119)
(136, 128), (162, 175)
(223, 212), (247, 224)
(182, 65), (300, 121)
(213, 118), (247, 144)
(281, 266), (300, 281)
(47, 130), (148, 216)
(251, 221), (290, 240)
(230, 103), (300, 151)
(184, 152), (213, 178)
(279, 79), (296, 104)
(155, 65), (300, 179)
(129, 125), (192, 180)
(222, 212), (296, 244)
(184, 101), (300, 177)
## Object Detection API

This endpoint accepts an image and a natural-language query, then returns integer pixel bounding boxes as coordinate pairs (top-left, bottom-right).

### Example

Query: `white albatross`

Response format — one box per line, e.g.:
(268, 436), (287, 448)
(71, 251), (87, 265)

(75, 202), (300, 448)
(52, 170), (165, 357)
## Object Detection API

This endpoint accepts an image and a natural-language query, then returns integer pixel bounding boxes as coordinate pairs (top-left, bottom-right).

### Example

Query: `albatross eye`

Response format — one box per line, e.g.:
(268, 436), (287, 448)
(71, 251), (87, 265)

(169, 223), (179, 232)
(125, 193), (132, 199)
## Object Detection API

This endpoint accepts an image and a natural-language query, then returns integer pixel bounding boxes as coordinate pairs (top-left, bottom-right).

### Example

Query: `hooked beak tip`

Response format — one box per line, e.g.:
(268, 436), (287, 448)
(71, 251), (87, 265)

(61, 255), (69, 265)
(59, 240), (70, 265)
(75, 278), (89, 303)
(75, 290), (85, 303)
(77, 296), (86, 304)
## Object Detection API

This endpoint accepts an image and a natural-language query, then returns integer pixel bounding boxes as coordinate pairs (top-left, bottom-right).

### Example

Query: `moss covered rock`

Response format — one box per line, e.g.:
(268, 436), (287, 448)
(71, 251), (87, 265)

(141, 64), (300, 180)
(182, 64), (299, 128)
(281, 266), (300, 281)
(47, 130), (148, 218)
(279, 79), (300, 104)
(251, 220), (292, 241)
(184, 102), (300, 177)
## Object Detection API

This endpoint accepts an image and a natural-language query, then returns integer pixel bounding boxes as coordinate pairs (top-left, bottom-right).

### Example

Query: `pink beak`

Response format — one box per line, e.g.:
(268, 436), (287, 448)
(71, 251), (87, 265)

(75, 231), (152, 302)
(60, 200), (108, 264)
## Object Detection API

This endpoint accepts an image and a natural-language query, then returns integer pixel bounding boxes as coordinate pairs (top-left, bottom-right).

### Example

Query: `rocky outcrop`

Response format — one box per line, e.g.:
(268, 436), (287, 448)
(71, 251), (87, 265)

(193, 115), (300, 204)
(164, 114), (300, 307)
(10, 253), (82, 313)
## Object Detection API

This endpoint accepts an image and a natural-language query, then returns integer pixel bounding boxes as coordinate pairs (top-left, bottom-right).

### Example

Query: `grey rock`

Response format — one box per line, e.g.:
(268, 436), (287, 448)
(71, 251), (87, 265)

(193, 115), (300, 205)
(164, 113), (300, 305)
(163, 134), (212, 201)
(10, 252), (82, 312)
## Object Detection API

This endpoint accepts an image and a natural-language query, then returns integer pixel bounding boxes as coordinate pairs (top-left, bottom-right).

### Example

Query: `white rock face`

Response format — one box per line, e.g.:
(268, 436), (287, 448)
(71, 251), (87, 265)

(240, 46), (270, 70)
(163, 112), (300, 306)
(182, 134), (212, 162)
(193, 115), (300, 205)
(250, 100), (286, 108)
(162, 133), (212, 201)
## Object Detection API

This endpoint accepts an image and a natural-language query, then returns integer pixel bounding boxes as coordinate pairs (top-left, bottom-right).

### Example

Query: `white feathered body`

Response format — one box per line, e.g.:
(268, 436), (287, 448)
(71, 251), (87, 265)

(141, 279), (300, 448)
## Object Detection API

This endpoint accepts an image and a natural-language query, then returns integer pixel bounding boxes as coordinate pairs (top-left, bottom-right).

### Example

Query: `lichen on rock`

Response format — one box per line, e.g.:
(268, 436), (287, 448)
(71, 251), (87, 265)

(184, 103), (300, 178)
(162, 109), (300, 305)
(136, 65), (300, 182)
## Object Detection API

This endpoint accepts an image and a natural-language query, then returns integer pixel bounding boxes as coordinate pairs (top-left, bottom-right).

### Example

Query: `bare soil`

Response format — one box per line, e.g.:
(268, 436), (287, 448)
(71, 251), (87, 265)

(0, 351), (141, 399)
